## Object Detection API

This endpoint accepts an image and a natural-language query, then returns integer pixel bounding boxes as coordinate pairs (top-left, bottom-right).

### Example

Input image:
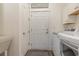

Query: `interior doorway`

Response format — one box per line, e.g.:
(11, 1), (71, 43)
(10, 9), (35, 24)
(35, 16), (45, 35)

(29, 3), (50, 50)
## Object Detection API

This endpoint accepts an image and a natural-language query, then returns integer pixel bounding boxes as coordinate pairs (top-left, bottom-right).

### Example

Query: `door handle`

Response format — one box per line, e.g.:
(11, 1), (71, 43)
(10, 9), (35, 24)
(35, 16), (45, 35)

(22, 32), (26, 35)
(46, 28), (48, 34)
(46, 31), (48, 34)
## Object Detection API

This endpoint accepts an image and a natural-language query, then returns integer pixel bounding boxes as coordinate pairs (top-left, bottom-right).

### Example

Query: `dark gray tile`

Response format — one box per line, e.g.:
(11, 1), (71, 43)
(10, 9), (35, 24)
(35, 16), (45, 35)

(0, 52), (4, 56)
(63, 49), (75, 56)
(26, 50), (53, 56)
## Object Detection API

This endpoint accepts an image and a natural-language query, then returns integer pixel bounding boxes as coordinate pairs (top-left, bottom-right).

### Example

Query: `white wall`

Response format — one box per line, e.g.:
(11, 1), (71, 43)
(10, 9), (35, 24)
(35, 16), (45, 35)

(3, 3), (19, 56)
(49, 3), (64, 33)
(2, 3), (30, 56)
(49, 3), (64, 55)
(0, 4), (3, 34)
(76, 15), (79, 29)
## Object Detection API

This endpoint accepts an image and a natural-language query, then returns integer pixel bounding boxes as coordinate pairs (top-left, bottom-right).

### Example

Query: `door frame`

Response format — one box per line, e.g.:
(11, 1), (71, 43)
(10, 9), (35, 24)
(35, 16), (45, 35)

(29, 4), (51, 50)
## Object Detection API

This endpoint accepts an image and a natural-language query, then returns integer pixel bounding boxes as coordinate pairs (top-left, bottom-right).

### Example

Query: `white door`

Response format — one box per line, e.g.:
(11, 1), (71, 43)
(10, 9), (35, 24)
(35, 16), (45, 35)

(30, 11), (49, 50)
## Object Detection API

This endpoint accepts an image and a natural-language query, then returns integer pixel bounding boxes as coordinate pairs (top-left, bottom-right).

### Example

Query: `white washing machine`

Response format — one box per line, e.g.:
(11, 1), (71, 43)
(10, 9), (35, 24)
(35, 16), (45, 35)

(51, 32), (61, 56)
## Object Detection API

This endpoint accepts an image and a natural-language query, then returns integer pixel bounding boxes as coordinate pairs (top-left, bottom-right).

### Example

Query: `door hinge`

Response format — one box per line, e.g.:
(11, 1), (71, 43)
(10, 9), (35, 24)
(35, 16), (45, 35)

(28, 42), (32, 46)
(30, 28), (32, 32)
(22, 32), (26, 35)
(28, 42), (30, 45)
(28, 18), (30, 21)
(28, 30), (30, 33)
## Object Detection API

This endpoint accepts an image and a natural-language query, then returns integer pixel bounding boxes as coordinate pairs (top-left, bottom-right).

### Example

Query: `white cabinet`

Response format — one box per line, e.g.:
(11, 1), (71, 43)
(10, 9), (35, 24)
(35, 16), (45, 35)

(63, 3), (79, 24)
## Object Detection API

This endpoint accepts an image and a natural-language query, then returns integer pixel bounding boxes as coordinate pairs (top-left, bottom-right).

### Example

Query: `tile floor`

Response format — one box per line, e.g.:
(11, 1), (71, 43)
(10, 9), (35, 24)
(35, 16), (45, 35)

(63, 49), (76, 56)
(26, 50), (54, 56)
(26, 49), (76, 56)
